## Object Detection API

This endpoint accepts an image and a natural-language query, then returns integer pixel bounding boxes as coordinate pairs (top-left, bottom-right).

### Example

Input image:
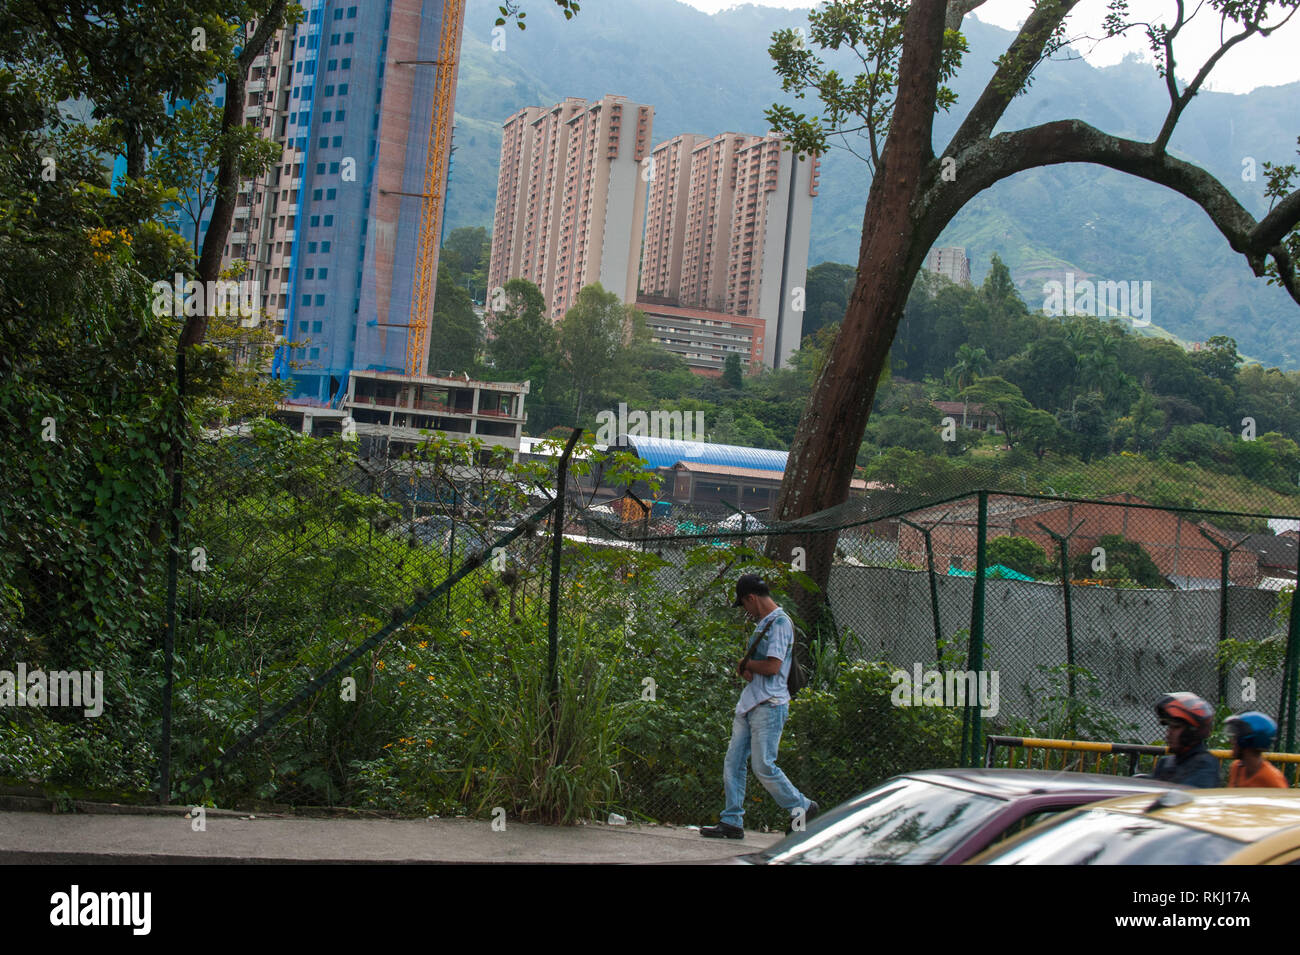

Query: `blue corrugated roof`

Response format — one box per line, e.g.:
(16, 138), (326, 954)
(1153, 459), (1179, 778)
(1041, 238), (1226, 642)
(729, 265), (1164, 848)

(621, 435), (787, 472)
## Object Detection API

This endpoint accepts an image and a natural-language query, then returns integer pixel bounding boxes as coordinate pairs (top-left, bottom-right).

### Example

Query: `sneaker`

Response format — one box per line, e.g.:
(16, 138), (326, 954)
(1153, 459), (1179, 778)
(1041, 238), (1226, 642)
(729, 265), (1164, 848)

(700, 821), (744, 839)
(786, 800), (820, 834)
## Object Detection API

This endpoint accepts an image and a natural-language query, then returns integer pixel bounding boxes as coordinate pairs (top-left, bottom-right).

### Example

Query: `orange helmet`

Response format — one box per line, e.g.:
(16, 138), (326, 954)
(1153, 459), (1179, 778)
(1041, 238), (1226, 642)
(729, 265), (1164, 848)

(1156, 692), (1214, 747)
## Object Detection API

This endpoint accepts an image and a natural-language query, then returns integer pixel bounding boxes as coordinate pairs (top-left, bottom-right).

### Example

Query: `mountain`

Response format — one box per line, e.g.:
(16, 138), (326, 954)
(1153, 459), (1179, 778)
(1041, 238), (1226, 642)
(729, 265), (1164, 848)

(443, 0), (1300, 368)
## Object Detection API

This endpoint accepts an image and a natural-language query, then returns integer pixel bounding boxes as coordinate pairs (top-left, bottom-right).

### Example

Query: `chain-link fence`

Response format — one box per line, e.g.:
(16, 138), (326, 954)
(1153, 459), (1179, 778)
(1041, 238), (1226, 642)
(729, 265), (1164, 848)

(3, 420), (1298, 829)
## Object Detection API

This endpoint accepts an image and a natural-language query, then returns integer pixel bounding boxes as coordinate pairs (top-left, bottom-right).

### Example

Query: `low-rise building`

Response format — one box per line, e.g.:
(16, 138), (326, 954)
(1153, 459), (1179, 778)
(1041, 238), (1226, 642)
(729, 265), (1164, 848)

(340, 369), (529, 457)
(635, 297), (765, 374)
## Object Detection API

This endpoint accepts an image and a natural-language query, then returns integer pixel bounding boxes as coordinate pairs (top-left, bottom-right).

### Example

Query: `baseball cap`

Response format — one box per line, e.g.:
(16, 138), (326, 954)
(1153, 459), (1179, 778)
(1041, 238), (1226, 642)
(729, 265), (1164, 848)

(733, 574), (769, 607)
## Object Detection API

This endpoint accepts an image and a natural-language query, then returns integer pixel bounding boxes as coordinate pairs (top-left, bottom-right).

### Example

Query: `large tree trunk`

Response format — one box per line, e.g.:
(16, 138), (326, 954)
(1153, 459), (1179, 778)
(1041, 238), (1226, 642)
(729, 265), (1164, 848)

(768, 0), (950, 637)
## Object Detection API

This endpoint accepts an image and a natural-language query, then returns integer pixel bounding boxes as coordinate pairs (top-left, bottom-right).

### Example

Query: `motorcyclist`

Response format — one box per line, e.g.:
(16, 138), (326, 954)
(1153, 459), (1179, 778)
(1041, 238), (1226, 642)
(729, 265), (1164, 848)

(1225, 711), (1288, 788)
(1151, 691), (1220, 788)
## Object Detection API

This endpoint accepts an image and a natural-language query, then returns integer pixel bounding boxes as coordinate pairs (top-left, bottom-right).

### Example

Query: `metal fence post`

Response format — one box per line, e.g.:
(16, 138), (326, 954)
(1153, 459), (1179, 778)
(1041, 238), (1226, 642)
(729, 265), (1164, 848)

(547, 428), (583, 704)
(1197, 527), (1244, 707)
(963, 491), (988, 767)
(1280, 545), (1300, 778)
(1036, 518), (1085, 737)
(158, 347), (186, 805)
(900, 515), (946, 663)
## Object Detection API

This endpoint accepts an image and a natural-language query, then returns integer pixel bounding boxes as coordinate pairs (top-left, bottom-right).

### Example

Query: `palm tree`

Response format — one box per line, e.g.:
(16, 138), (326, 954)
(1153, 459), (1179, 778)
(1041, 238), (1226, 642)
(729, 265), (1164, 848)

(950, 344), (990, 391)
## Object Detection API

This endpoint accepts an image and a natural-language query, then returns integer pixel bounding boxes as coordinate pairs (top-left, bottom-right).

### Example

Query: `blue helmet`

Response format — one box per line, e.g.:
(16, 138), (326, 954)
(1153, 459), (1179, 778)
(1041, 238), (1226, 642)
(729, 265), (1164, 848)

(1226, 711), (1277, 751)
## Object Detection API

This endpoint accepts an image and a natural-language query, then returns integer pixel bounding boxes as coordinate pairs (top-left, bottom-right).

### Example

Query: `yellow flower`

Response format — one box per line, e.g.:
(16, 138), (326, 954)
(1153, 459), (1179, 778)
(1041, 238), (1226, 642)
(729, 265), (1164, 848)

(461, 629), (470, 636)
(406, 663), (416, 671)
(427, 675), (435, 682)
(418, 641), (428, 649)
(376, 660), (386, 670)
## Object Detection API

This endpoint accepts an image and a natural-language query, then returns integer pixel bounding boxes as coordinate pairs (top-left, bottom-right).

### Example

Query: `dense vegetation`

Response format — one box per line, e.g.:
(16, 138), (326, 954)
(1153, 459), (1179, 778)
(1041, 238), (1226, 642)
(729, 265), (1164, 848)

(434, 226), (1300, 521)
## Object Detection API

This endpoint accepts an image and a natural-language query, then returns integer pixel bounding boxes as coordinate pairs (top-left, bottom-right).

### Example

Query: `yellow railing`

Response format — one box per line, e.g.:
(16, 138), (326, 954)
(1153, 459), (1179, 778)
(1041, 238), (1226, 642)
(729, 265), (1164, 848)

(984, 735), (1300, 786)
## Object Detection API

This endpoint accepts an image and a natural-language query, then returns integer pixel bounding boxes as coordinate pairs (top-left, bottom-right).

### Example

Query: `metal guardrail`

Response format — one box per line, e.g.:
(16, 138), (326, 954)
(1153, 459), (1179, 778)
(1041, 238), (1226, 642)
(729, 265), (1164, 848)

(985, 735), (1300, 785)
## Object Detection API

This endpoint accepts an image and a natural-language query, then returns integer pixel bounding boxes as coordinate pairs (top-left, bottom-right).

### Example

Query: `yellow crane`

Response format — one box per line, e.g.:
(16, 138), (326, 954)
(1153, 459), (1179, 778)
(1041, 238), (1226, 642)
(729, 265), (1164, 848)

(403, 0), (465, 377)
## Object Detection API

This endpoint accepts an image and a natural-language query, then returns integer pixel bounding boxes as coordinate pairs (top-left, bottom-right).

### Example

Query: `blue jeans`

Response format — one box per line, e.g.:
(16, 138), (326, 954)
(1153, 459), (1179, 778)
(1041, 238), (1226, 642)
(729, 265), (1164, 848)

(720, 701), (809, 828)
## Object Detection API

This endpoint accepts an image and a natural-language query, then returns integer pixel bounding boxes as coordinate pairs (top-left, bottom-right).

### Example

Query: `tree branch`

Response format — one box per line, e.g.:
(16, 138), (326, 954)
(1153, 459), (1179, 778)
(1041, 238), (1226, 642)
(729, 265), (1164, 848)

(943, 0), (1083, 159)
(1253, 189), (1300, 249)
(1154, 18), (1258, 152)
(927, 119), (1300, 303)
(189, 1), (289, 348)
(946, 0), (988, 32)
(891, 0), (951, 174)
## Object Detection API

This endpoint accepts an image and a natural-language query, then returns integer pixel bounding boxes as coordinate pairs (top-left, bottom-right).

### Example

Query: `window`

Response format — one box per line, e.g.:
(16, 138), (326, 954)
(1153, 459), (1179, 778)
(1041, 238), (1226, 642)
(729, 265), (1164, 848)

(310, 215), (320, 227)
(292, 87), (299, 99)
(305, 268), (314, 279)
(321, 241), (332, 252)
(296, 61), (303, 73)
(326, 188), (336, 199)
(310, 8), (321, 22)
(341, 57), (351, 70)
(329, 162), (339, 174)
(334, 109), (345, 122)
(330, 33), (340, 45)
(309, 347), (319, 359)
(333, 8), (342, 19)
(312, 189), (322, 200)
(316, 163), (325, 174)
(214, 96), (224, 107)
(338, 83), (348, 95)
(319, 137), (329, 148)
(347, 6), (357, 17)
(318, 268), (328, 279)
(308, 242), (318, 252)
(327, 59), (337, 70)
(324, 84), (335, 96)
(298, 36), (305, 47)
(299, 322), (308, 332)
(314, 294), (324, 306)
(322, 111), (331, 122)
(302, 294), (311, 306)
(331, 136), (341, 147)
(344, 32), (353, 43)
(312, 321), (323, 333)
(323, 215), (334, 226)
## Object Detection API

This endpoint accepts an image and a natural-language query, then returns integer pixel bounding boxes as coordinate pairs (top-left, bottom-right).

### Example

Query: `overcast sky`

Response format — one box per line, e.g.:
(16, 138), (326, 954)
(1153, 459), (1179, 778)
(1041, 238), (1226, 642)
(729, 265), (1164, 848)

(677, 0), (1300, 93)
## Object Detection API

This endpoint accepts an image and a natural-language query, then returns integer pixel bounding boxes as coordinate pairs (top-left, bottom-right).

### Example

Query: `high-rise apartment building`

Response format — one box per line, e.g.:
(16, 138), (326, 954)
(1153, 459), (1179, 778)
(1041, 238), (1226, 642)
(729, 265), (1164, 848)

(927, 246), (971, 286)
(194, 0), (464, 405)
(488, 95), (654, 321)
(641, 131), (818, 369)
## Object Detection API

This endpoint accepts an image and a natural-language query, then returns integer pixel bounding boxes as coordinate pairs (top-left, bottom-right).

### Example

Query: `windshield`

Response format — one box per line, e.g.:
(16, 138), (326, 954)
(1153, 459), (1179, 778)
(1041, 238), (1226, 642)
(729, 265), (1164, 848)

(979, 809), (1243, 865)
(759, 778), (1004, 864)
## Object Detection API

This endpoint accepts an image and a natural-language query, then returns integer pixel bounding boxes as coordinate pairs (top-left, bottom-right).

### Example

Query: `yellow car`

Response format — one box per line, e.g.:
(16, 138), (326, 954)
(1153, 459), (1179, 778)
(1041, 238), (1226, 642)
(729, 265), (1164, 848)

(967, 789), (1300, 865)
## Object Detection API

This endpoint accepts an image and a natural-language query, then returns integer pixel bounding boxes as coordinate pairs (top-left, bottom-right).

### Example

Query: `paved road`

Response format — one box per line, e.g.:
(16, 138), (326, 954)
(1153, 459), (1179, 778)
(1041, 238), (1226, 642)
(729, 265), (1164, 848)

(0, 807), (784, 864)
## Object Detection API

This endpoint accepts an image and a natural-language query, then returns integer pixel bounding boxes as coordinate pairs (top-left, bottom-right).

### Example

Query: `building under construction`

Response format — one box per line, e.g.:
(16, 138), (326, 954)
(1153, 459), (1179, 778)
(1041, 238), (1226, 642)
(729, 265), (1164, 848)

(200, 0), (465, 405)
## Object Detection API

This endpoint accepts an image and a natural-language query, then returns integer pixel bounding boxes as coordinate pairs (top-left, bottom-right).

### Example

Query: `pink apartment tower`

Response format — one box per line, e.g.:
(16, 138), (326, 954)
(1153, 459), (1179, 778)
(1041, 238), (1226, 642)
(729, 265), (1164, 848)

(642, 131), (819, 369)
(488, 95), (654, 322)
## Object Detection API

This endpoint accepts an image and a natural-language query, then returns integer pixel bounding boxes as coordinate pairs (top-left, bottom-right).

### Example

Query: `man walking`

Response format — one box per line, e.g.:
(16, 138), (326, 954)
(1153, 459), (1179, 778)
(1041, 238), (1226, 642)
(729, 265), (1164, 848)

(701, 574), (817, 839)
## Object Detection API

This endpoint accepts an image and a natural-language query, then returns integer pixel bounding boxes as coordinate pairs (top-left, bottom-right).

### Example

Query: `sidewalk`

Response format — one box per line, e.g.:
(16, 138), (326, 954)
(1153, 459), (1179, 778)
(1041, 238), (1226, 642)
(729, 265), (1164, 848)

(0, 805), (784, 864)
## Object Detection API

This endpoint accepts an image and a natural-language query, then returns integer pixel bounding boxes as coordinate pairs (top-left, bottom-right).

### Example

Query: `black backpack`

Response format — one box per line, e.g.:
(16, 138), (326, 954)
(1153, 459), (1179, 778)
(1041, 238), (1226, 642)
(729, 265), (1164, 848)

(742, 611), (810, 698)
